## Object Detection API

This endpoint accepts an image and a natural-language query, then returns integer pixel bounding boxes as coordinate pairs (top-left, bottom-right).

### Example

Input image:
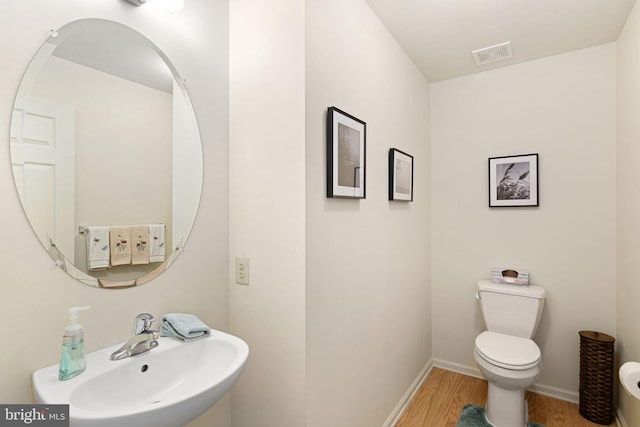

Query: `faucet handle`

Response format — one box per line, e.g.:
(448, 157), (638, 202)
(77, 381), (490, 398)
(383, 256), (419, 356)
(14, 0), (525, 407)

(133, 313), (155, 334)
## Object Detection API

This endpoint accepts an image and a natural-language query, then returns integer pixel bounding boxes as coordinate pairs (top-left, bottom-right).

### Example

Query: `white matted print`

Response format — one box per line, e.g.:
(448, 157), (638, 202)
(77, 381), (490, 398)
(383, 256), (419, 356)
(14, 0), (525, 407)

(489, 153), (538, 207)
(327, 107), (366, 199)
(389, 148), (413, 201)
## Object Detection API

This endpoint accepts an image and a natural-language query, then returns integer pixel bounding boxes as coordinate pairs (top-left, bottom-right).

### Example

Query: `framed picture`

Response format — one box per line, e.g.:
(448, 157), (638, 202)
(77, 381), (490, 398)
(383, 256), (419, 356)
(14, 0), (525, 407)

(327, 106), (366, 199)
(489, 153), (538, 207)
(389, 148), (413, 201)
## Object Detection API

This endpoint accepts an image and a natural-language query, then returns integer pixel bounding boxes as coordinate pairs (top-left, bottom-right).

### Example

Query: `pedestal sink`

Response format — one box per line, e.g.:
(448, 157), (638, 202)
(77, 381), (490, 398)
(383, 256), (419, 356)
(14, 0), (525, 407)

(33, 330), (249, 427)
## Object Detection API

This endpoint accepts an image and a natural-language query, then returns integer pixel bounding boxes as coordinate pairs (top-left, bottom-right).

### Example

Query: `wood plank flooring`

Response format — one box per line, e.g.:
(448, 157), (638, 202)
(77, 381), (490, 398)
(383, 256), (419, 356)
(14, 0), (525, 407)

(395, 368), (616, 427)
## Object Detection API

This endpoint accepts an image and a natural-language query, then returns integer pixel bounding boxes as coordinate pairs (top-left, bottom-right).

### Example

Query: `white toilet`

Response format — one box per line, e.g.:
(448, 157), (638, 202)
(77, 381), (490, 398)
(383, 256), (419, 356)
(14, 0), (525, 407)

(474, 279), (546, 427)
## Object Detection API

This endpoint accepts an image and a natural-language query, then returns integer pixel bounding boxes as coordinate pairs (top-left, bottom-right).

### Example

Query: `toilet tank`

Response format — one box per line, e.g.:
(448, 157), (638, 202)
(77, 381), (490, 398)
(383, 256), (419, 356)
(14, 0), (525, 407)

(477, 280), (546, 338)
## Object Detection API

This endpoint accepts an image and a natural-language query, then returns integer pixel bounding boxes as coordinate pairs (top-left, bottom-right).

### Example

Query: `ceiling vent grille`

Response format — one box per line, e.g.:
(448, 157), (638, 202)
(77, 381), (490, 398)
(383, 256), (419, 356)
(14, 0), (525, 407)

(472, 42), (513, 66)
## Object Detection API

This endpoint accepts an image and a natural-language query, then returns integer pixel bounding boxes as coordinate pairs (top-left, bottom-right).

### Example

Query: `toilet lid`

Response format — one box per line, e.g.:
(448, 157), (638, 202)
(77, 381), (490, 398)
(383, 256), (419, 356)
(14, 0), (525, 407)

(475, 331), (541, 370)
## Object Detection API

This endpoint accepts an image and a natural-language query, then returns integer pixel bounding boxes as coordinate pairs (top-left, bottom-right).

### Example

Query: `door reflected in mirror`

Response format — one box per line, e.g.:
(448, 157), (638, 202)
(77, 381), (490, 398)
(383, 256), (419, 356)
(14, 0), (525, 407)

(10, 19), (203, 288)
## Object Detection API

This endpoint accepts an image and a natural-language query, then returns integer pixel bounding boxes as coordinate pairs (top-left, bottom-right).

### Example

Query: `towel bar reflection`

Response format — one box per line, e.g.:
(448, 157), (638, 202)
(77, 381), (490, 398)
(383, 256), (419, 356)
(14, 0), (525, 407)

(78, 225), (166, 234)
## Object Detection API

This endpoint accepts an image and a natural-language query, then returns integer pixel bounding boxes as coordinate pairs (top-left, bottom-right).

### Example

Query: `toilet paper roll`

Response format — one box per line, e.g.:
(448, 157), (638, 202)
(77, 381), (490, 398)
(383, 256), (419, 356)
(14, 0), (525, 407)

(620, 361), (640, 400)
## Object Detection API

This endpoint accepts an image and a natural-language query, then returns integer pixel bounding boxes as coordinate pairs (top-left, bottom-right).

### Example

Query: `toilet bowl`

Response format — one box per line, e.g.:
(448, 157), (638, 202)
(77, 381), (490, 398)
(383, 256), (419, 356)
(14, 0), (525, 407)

(474, 332), (542, 426)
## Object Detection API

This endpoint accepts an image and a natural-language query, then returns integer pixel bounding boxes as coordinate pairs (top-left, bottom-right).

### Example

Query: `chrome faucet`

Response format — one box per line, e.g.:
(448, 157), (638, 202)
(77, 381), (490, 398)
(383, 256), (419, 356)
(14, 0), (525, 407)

(110, 313), (159, 361)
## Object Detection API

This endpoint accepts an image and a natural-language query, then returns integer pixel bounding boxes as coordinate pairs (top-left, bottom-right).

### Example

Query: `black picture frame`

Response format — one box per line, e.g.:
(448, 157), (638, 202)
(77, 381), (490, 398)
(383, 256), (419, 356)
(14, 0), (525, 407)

(326, 106), (366, 199)
(488, 153), (539, 207)
(389, 148), (413, 201)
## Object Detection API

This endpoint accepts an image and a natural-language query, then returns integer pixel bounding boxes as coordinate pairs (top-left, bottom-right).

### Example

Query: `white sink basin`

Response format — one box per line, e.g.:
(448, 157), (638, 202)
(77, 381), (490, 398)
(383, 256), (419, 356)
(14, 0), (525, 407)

(33, 330), (249, 427)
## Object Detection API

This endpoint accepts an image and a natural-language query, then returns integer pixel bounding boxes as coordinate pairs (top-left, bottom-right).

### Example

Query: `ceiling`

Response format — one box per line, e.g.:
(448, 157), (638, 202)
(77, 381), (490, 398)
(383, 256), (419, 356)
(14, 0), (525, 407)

(365, 0), (637, 82)
(52, 20), (173, 93)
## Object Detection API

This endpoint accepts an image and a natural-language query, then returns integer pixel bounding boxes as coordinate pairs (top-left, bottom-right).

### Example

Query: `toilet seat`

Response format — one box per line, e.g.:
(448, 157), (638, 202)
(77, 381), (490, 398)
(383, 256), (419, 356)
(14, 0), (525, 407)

(475, 331), (541, 371)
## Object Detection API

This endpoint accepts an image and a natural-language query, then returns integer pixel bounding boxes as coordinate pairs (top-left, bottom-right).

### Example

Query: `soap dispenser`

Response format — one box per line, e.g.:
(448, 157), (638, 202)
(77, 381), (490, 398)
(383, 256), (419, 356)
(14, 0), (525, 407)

(59, 306), (90, 381)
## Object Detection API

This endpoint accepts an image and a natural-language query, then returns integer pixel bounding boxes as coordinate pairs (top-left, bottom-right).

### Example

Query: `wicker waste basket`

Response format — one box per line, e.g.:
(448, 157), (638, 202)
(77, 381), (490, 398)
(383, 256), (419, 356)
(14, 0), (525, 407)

(579, 330), (615, 425)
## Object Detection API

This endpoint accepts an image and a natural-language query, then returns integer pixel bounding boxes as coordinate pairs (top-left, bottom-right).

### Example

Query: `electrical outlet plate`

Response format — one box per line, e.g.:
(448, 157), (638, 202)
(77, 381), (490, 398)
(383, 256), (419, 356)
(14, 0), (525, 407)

(235, 257), (250, 285)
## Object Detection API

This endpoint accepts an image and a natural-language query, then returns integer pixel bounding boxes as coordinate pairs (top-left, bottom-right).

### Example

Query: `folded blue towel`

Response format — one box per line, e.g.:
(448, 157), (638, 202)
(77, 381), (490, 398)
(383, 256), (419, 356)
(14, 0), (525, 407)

(160, 313), (211, 340)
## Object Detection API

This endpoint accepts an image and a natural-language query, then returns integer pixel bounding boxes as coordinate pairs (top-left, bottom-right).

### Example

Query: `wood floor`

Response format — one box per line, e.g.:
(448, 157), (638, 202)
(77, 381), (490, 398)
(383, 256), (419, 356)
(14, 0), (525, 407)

(395, 368), (617, 427)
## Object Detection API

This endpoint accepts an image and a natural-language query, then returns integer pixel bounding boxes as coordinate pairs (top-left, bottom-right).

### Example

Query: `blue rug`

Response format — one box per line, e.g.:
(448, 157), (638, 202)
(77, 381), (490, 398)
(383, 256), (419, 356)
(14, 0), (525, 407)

(456, 404), (545, 427)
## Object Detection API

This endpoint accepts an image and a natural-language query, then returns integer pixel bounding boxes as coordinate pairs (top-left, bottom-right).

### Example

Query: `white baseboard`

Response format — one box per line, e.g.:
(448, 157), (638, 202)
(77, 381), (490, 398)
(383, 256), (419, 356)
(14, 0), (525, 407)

(616, 408), (628, 427)
(433, 358), (579, 403)
(382, 359), (433, 427)
(527, 382), (579, 404)
(433, 358), (484, 380)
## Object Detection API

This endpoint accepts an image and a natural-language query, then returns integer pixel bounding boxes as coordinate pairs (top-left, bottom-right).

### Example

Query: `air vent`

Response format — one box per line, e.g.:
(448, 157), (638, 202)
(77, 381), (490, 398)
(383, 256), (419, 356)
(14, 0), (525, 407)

(472, 42), (513, 66)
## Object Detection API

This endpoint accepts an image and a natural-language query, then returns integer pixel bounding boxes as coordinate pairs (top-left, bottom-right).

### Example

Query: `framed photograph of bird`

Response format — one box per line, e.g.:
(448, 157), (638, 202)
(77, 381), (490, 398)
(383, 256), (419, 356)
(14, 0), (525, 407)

(488, 153), (538, 207)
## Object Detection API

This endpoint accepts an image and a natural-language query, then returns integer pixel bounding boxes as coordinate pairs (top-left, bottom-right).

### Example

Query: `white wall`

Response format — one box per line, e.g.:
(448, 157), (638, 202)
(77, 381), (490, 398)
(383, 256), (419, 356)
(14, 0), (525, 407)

(431, 44), (617, 400)
(228, 0), (306, 426)
(0, 1), (229, 426)
(617, 1), (640, 424)
(229, 1), (431, 426)
(305, 1), (431, 426)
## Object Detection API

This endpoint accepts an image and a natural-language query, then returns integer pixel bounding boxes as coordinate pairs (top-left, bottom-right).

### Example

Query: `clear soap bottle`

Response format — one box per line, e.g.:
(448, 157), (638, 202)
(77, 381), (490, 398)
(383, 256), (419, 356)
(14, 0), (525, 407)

(59, 306), (90, 381)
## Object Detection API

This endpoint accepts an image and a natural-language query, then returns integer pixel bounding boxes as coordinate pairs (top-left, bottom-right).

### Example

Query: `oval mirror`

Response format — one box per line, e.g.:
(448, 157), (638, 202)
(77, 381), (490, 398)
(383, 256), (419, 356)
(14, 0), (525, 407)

(10, 19), (203, 288)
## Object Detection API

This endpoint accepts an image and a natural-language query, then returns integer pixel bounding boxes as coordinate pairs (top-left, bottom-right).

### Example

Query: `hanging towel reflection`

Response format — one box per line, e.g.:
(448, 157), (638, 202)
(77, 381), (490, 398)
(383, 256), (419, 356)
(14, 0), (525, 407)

(110, 226), (131, 266)
(87, 226), (110, 270)
(149, 224), (165, 263)
(131, 225), (150, 265)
